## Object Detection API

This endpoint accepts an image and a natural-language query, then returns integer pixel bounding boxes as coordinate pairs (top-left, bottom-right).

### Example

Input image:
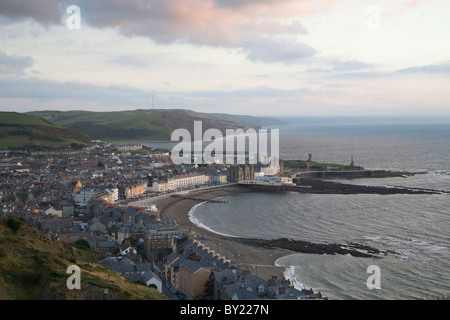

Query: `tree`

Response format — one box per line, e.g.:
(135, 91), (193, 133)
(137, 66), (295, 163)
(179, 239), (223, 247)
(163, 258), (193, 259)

(6, 216), (26, 232)
(74, 239), (90, 249)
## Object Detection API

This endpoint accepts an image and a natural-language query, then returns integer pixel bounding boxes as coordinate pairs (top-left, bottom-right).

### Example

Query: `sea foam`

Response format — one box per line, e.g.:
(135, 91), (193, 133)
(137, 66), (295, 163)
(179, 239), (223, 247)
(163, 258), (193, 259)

(188, 201), (238, 238)
(275, 257), (306, 291)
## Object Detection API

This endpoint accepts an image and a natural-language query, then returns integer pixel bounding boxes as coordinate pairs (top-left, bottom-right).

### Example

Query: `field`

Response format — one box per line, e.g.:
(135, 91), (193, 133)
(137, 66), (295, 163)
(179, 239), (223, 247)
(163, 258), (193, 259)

(0, 112), (91, 149)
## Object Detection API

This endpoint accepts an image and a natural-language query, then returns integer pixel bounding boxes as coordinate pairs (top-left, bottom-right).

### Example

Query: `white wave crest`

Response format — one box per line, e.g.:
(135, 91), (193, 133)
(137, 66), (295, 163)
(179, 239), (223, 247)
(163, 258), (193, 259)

(188, 201), (238, 238)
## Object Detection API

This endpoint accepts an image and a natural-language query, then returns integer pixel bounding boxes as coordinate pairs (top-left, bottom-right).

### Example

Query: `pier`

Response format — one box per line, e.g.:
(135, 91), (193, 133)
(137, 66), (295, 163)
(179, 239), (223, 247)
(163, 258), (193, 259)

(170, 194), (228, 203)
(293, 169), (409, 180)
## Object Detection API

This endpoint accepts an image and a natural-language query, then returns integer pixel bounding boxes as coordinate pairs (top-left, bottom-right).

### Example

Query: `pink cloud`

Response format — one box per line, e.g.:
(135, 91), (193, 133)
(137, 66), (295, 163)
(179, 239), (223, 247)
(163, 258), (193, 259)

(404, 0), (425, 7)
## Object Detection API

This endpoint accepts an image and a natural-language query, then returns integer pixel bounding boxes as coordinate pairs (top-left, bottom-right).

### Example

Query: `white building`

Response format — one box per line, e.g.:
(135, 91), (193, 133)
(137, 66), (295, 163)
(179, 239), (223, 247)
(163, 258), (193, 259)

(75, 186), (118, 205)
(149, 174), (209, 192)
(43, 206), (63, 217)
(239, 176), (293, 186)
(92, 171), (104, 178)
(254, 172), (265, 179)
(142, 271), (163, 293)
(117, 144), (143, 152)
(98, 188), (119, 204)
(75, 188), (99, 205)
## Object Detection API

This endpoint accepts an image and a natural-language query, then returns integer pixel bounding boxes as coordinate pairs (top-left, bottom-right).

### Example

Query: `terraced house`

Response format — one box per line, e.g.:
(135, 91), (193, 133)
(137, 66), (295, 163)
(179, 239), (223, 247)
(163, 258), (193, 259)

(149, 174), (209, 192)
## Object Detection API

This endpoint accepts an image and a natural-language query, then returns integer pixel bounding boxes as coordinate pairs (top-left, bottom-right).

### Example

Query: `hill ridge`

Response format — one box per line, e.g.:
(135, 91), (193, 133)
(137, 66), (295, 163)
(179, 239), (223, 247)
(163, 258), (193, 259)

(0, 112), (92, 150)
(27, 109), (282, 142)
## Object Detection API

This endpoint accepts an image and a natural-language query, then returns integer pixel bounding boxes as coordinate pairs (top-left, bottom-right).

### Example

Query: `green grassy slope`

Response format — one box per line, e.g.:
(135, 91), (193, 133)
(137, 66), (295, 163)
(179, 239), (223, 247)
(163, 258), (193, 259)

(0, 112), (92, 149)
(0, 216), (167, 300)
(28, 109), (268, 142)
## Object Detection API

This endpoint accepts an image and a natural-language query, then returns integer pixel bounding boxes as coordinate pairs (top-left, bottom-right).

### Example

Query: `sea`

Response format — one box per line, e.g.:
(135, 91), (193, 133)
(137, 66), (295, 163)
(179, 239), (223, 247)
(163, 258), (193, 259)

(146, 116), (450, 300)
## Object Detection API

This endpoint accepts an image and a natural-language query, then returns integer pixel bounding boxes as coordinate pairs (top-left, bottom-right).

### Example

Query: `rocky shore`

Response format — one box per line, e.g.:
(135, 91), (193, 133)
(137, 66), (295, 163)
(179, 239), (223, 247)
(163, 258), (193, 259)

(231, 237), (395, 259)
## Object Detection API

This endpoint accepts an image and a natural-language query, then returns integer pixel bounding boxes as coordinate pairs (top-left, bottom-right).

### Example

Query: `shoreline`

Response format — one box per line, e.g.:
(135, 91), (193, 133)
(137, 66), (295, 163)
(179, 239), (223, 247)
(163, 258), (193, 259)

(153, 184), (291, 281)
(150, 182), (396, 287)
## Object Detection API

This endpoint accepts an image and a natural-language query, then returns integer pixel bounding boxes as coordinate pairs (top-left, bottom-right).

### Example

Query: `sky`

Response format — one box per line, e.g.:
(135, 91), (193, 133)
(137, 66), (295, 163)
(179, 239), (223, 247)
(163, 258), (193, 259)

(0, 0), (449, 116)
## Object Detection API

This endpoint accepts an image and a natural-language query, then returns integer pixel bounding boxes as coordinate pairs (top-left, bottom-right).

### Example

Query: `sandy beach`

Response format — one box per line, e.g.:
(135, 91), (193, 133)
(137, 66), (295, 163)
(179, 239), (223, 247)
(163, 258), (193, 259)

(150, 185), (293, 281)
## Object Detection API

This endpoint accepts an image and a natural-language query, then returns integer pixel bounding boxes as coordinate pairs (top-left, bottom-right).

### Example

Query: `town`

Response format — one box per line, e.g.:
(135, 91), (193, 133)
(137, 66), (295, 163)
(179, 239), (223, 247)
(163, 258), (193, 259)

(0, 141), (325, 300)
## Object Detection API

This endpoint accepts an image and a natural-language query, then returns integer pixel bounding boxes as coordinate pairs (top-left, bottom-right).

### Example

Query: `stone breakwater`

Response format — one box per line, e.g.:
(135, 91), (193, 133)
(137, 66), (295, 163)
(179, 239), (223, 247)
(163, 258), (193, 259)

(241, 177), (442, 195)
(297, 179), (442, 195)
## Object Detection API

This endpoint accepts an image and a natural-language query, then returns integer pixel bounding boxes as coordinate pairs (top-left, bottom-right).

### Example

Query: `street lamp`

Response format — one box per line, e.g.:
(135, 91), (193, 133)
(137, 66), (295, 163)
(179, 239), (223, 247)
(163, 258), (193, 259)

(215, 242), (221, 254)
(232, 252), (240, 265)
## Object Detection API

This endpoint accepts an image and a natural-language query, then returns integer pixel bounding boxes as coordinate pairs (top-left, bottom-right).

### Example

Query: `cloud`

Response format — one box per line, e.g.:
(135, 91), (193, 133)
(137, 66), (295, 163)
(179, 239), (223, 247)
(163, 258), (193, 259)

(0, 51), (35, 75)
(107, 55), (155, 67)
(324, 61), (450, 80)
(239, 35), (316, 64)
(0, 0), (316, 64)
(0, 77), (150, 105)
(0, 76), (315, 114)
(395, 62), (450, 74)
(214, 0), (294, 9)
(401, 0), (425, 8)
(0, 0), (68, 25)
(329, 71), (385, 79)
(306, 59), (373, 74)
(185, 86), (312, 98)
(331, 59), (372, 72)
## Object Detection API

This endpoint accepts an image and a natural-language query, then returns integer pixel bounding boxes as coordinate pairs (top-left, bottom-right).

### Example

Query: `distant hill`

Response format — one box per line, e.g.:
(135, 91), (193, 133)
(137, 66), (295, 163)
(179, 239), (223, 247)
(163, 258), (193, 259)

(0, 216), (166, 300)
(0, 112), (92, 150)
(28, 109), (284, 142)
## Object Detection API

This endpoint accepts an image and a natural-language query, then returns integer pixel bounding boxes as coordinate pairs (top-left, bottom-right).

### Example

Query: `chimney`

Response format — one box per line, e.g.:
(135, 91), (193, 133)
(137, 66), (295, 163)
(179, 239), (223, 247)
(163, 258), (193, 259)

(279, 286), (286, 294)
(268, 279), (275, 287)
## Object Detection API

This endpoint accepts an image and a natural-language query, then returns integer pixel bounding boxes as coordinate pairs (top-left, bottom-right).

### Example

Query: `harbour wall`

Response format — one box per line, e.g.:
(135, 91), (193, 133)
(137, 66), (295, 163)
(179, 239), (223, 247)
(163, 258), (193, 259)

(294, 170), (392, 181)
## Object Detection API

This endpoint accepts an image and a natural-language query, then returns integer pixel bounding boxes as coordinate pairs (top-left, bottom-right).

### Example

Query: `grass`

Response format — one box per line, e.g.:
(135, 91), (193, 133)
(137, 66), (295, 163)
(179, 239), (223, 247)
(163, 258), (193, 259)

(0, 112), (92, 149)
(28, 109), (262, 142)
(0, 216), (166, 300)
(0, 112), (62, 127)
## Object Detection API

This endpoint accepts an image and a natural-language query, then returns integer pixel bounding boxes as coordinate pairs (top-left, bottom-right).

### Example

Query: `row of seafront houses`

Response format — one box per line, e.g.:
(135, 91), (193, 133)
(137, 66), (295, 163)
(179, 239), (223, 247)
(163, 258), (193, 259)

(74, 173), (228, 206)
(74, 172), (294, 207)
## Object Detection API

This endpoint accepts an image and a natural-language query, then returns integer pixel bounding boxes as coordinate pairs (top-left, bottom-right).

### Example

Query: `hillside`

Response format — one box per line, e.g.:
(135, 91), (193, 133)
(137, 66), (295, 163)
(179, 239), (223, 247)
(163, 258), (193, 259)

(0, 216), (167, 300)
(28, 109), (280, 142)
(0, 112), (92, 150)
